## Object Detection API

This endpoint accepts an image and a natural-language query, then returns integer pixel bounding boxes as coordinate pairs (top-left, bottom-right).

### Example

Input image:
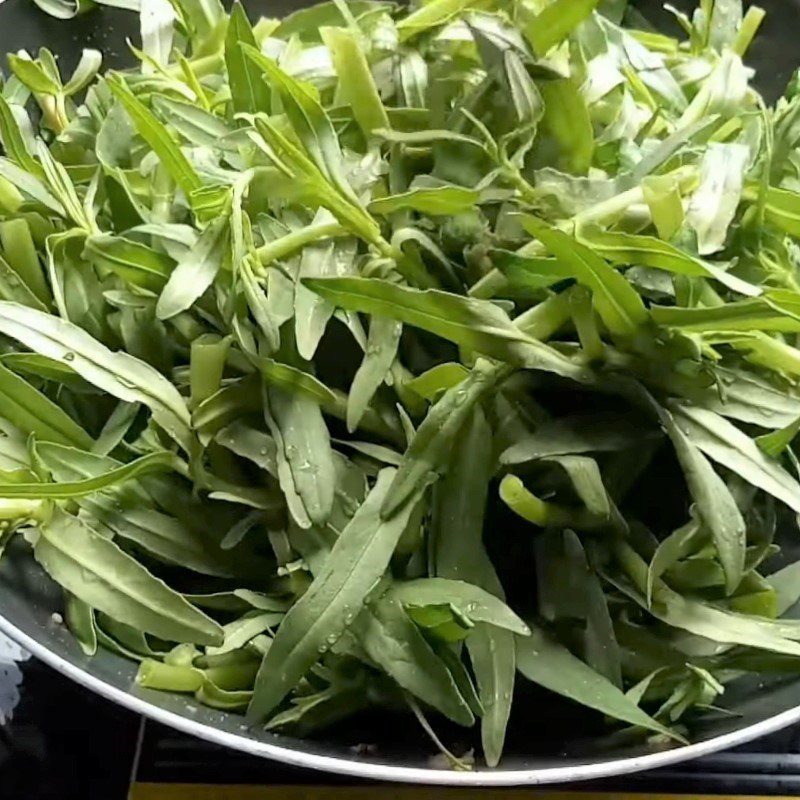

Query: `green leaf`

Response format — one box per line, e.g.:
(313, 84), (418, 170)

(642, 174), (685, 241)
(658, 403), (746, 594)
(760, 186), (800, 238)
(0, 218), (51, 308)
(406, 363), (469, 401)
(346, 316), (401, 433)
(0, 301), (192, 450)
(0, 360), (92, 448)
(216, 420), (278, 478)
(34, 508), (223, 646)
(616, 542), (800, 658)
(156, 216), (228, 320)
(303, 277), (590, 382)
(369, 186), (480, 217)
(686, 143), (749, 255)
(382, 359), (504, 518)
(757, 415), (800, 458)
(396, 0), (483, 41)
(292, 223), (351, 361)
(64, 592), (97, 656)
(577, 226), (762, 297)
(431, 407), (511, 764)
(543, 455), (614, 518)
(84, 234), (175, 292)
(225, 2), (271, 115)
(62, 49), (102, 96)
(516, 623), (680, 740)
(652, 299), (800, 333)
(504, 51), (544, 126)
(768, 561), (800, 616)
(247, 468), (424, 722)
(0, 450), (174, 498)
(520, 0), (600, 56)
(647, 520), (704, 606)
(242, 46), (361, 208)
(7, 54), (60, 95)
(321, 26), (389, 137)
(0, 157), (65, 215)
(0, 95), (42, 177)
(152, 95), (235, 149)
(501, 413), (656, 465)
(671, 403), (800, 514)
(523, 217), (648, 336)
(351, 597), (475, 726)
(207, 611), (286, 657)
(386, 579), (529, 635)
(538, 78), (594, 176)
(107, 76), (202, 197)
(265, 384), (336, 528)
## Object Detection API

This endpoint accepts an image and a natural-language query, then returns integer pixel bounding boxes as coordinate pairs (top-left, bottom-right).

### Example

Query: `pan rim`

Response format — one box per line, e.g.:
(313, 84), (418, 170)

(2, 610), (800, 786)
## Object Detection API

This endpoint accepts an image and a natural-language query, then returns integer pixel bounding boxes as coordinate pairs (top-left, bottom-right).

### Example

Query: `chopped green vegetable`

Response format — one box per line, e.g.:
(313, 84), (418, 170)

(7, 0), (800, 769)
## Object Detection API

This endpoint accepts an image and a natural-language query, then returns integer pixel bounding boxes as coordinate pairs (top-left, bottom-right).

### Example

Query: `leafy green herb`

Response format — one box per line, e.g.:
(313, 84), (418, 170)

(9, 0), (800, 770)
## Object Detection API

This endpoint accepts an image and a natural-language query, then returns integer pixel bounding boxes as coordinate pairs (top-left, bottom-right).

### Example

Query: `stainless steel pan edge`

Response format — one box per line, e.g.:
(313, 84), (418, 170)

(6, 608), (800, 787)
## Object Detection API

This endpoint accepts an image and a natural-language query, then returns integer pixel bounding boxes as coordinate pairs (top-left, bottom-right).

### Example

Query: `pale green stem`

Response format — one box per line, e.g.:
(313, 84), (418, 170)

(500, 475), (608, 531)
(255, 223), (348, 269)
(733, 6), (766, 56)
(515, 289), (573, 340)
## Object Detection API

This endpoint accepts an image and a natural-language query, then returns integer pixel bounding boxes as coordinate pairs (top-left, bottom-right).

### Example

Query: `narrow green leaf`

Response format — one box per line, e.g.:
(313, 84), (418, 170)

(265, 384), (336, 528)
(64, 592), (97, 656)
(672, 403), (800, 514)
(577, 226), (762, 297)
(34, 508), (223, 645)
(0, 95), (41, 176)
(0, 360), (92, 448)
(0, 301), (192, 449)
(242, 46), (361, 208)
(351, 597), (475, 727)
(523, 217), (648, 336)
(156, 216), (227, 319)
(7, 54), (60, 95)
(539, 78), (594, 176)
(0, 450), (174, 498)
(84, 234), (175, 292)
(321, 26), (389, 136)
(516, 624), (680, 740)
(386, 579), (529, 636)
(225, 2), (271, 115)
(107, 76), (202, 197)
(346, 316), (401, 433)
(501, 413), (656, 465)
(303, 277), (590, 382)
(247, 468), (423, 722)
(396, 0), (483, 41)
(369, 186), (480, 217)
(757, 415), (800, 458)
(658, 403), (746, 594)
(520, 0), (600, 56)
(382, 360), (504, 518)
(647, 520), (704, 606)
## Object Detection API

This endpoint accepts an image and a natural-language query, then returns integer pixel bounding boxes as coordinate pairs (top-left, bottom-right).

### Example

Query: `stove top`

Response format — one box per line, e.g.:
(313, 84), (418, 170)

(2, 634), (800, 798)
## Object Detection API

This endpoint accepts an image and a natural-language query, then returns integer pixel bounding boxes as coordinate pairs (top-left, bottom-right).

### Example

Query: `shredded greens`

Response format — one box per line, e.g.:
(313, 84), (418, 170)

(4, 0), (800, 769)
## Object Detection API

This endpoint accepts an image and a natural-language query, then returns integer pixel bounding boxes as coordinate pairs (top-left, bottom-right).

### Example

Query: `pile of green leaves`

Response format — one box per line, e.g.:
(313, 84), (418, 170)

(4, 0), (800, 769)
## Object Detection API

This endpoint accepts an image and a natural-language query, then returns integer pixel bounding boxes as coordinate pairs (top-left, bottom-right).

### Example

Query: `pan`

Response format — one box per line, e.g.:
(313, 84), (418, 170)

(0, 0), (799, 786)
